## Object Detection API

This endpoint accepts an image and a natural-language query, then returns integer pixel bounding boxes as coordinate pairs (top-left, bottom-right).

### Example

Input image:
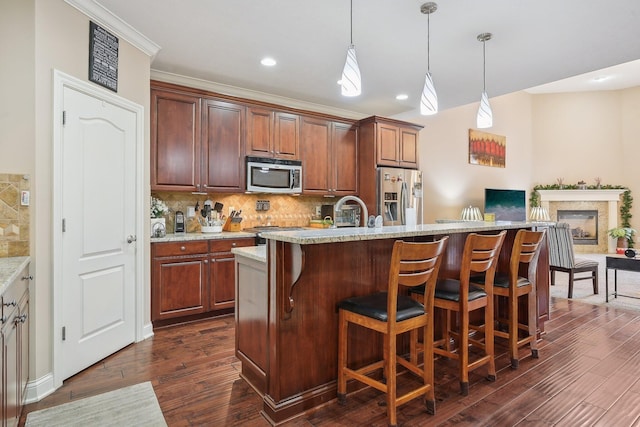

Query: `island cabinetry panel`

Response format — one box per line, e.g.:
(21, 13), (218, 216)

(300, 116), (358, 196)
(202, 99), (246, 192)
(234, 253), (268, 394)
(208, 238), (255, 311)
(151, 89), (202, 192)
(1, 263), (30, 427)
(152, 241), (209, 321)
(246, 107), (300, 160)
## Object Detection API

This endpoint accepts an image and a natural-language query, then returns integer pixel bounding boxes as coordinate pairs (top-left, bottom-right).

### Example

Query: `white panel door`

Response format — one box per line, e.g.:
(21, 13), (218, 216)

(60, 85), (137, 381)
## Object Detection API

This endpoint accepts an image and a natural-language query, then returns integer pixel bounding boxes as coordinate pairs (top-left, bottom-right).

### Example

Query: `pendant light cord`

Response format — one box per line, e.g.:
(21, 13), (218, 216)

(427, 12), (431, 72)
(350, 0), (354, 45)
(482, 39), (486, 91)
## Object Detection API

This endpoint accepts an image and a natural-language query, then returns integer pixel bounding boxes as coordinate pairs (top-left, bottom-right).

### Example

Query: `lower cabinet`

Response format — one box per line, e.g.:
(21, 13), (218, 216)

(152, 238), (254, 324)
(1, 263), (30, 427)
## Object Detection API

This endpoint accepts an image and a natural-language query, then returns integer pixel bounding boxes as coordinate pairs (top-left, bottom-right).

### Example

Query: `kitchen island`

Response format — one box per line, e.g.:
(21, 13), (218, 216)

(234, 222), (551, 425)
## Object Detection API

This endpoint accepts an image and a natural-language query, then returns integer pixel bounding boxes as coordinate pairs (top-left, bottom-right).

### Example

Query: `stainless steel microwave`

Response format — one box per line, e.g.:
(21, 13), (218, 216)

(246, 156), (302, 194)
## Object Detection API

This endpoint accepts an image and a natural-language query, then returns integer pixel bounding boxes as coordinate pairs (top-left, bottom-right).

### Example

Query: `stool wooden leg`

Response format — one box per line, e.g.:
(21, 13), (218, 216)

(337, 310), (348, 404)
(528, 286), (539, 359)
(424, 319), (436, 415)
(459, 309), (469, 395)
(568, 271), (574, 298)
(509, 292), (519, 369)
(387, 331), (397, 427)
(485, 298), (496, 382)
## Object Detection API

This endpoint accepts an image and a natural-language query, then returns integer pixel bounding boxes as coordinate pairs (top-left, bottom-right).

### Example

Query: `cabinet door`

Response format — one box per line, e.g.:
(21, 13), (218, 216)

(246, 107), (273, 157)
(152, 255), (207, 320)
(203, 99), (246, 192)
(151, 89), (201, 192)
(209, 238), (255, 311)
(300, 117), (331, 194)
(18, 293), (28, 407)
(4, 310), (19, 427)
(376, 123), (400, 166)
(399, 127), (419, 168)
(332, 122), (358, 195)
(274, 112), (299, 159)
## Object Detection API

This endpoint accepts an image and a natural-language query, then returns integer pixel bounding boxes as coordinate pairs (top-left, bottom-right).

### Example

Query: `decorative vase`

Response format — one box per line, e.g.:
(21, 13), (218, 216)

(616, 237), (628, 254)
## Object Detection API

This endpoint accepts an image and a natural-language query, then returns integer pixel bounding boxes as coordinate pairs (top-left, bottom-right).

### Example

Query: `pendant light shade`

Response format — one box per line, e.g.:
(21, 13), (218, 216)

(420, 71), (438, 115)
(420, 2), (438, 115)
(476, 32), (493, 128)
(341, 44), (361, 97)
(341, 0), (361, 97)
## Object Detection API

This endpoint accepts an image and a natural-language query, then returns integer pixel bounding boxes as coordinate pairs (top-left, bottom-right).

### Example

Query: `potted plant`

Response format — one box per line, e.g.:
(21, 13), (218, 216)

(151, 196), (169, 229)
(608, 227), (636, 253)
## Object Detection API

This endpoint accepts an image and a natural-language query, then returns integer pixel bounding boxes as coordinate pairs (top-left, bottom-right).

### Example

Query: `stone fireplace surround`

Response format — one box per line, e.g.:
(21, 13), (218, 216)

(537, 189), (625, 254)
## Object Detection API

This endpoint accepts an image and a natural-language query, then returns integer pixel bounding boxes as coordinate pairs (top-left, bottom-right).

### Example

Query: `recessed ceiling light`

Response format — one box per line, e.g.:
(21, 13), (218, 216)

(261, 57), (277, 67)
(592, 75), (611, 83)
(396, 94), (409, 100)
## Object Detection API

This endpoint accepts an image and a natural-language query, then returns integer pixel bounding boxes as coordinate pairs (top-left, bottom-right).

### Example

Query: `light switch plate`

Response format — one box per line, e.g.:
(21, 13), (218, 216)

(21, 191), (30, 206)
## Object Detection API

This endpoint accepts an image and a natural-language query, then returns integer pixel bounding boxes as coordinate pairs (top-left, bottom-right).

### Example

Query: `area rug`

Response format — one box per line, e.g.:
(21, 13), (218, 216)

(549, 253), (640, 312)
(25, 381), (167, 427)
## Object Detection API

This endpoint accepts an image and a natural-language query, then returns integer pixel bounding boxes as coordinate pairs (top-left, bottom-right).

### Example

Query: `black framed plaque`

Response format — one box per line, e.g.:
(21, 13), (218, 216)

(89, 21), (118, 92)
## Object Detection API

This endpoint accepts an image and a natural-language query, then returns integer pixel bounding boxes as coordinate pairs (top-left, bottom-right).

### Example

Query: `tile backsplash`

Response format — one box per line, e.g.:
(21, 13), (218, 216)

(153, 191), (336, 234)
(0, 174), (30, 257)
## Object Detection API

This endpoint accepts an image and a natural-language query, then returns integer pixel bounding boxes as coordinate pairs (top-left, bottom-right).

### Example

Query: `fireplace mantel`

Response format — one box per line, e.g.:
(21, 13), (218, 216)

(537, 189), (625, 253)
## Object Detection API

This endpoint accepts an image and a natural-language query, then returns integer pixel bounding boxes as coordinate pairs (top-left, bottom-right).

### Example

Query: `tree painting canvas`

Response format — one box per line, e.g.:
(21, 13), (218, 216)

(469, 129), (506, 168)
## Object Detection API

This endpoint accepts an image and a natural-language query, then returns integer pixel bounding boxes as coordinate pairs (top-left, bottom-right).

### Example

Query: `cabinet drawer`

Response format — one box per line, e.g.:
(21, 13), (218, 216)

(209, 238), (255, 254)
(2, 265), (29, 314)
(153, 241), (209, 257)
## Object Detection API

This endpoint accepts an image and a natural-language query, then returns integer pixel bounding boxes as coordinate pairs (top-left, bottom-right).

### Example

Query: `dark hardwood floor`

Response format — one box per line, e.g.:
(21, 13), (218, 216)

(20, 297), (640, 426)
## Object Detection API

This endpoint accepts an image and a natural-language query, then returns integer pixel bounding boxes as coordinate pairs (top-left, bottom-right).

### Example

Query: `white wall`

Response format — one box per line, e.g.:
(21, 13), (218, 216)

(17, 0), (151, 395)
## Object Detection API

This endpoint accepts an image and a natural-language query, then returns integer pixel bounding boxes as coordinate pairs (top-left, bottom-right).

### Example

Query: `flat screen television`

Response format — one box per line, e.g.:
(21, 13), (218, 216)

(484, 188), (526, 221)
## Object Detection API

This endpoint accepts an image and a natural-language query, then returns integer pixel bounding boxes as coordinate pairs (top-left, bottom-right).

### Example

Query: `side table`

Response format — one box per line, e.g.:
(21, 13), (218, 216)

(605, 255), (640, 302)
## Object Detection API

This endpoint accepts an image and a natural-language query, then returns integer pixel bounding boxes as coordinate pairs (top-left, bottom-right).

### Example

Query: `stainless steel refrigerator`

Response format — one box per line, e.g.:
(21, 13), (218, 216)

(377, 167), (423, 226)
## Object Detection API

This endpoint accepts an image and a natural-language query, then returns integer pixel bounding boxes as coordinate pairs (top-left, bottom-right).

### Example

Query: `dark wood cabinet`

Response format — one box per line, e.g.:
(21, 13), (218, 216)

(300, 116), (357, 196)
(359, 116), (421, 169)
(151, 89), (202, 192)
(208, 239), (254, 311)
(246, 107), (299, 159)
(152, 238), (255, 325)
(1, 263), (30, 427)
(202, 99), (246, 192)
(151, 241), (208, 321)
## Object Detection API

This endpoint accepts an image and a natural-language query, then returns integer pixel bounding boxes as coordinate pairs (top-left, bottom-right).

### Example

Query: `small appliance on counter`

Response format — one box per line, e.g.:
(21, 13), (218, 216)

(321, 204), (360, 228)
(175, 211), (185, 233)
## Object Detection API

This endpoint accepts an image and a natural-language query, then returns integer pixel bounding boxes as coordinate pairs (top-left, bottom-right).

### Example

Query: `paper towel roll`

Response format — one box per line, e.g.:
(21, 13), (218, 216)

(405, 207), (417, 227)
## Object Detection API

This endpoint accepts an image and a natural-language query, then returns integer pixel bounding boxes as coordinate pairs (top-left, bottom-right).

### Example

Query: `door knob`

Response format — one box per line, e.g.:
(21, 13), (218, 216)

(127, 235), (137, 243)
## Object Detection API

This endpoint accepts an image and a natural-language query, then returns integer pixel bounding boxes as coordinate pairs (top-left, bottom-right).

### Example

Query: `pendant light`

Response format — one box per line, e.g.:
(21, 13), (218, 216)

(341, 0), (361, 97)
(420, 2), (438, 115)
(476, 32), (493, 128)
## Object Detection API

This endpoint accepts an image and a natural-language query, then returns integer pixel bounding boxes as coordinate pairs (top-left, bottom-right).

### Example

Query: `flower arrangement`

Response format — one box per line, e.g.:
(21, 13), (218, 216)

(151, 197), (169, 218)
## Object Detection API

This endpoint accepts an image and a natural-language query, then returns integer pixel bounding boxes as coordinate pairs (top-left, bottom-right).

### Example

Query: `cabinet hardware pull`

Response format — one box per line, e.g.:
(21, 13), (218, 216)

(204, 260), (208, 264)
(1, 316), (6, 324)
(22, 275), (33, 281)
(19, 314), (27, 323)
(180, 246), (186, 251)
(3, 300), (17, 308)
(232, 243), (236, 247)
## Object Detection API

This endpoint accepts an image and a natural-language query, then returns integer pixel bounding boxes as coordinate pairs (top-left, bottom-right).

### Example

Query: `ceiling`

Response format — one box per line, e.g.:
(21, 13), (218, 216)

(94, 0), (640, 117)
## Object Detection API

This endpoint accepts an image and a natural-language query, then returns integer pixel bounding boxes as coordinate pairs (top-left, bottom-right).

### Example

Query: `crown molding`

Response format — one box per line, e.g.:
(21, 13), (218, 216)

(64, 0), (160, 58)
(150, 69), (366, 120)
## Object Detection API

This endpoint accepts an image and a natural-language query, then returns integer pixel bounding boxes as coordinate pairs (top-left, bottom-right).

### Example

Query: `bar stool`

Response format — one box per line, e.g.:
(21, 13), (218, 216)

(337, 237), (448, 427)
(492, 229), (546, 368)
(412, 231), (506, 396)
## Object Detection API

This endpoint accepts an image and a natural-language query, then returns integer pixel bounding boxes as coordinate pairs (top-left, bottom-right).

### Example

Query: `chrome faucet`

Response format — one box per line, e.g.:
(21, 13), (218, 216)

(335, 195), (369, 228)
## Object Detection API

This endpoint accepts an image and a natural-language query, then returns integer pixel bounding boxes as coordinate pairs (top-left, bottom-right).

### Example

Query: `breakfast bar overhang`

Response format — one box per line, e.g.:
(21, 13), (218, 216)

(234, 222), (550, 425)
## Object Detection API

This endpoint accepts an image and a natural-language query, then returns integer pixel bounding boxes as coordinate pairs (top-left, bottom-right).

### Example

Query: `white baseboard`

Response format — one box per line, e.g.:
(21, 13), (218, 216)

(141, 321), (154, 341)
(24, 373), (56, 404)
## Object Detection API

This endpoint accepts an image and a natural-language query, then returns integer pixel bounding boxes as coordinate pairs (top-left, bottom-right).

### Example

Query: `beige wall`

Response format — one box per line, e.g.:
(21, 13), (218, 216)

(24, 0), (150, 391)
(402, 91), (534, 223)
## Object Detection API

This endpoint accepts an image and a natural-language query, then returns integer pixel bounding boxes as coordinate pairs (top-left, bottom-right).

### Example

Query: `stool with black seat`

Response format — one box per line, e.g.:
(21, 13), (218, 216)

(411, 231), (506, 396)
(336, 237), (448, 427)
(473, 229), (546, 369)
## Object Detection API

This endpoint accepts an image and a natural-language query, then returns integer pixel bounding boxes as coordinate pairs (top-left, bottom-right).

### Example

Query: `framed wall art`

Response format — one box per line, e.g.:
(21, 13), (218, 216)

(469, 129), (505, 168)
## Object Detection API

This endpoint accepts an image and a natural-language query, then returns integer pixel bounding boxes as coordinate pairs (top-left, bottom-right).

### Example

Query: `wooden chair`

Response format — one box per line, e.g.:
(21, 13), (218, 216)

(473, 229), (546, 369)
(337, 237), (448, 427)
(412, 231), (506, 396)
(547, 222), (599, 298)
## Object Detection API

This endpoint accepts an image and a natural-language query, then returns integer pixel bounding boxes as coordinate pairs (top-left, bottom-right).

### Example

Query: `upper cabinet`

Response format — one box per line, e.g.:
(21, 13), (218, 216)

(202, 98), (245, 192)
(151, 84), (245, 193)
(246, 107), (299, 159)
(300, 116), (358, 196)
(151, 89), (202, 192)
(359, 116), (423, 169)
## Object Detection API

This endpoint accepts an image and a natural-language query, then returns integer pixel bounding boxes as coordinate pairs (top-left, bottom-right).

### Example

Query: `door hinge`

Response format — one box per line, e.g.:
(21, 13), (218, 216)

(62, 326), (66, 341)
(62, 110), (66, 126)
(62, 218), (66, 232)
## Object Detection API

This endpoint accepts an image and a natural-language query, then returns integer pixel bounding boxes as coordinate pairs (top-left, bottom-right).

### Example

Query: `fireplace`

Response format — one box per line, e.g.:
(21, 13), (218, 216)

(557, 210), (598, 245)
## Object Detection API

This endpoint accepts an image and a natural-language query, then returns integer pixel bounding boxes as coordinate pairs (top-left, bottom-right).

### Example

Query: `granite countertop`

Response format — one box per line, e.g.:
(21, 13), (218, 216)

(259, 221), (548, 245)
(0, 256), (30, 295)
(231, 245), (266, 263)
(151, 231), (256, 243)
